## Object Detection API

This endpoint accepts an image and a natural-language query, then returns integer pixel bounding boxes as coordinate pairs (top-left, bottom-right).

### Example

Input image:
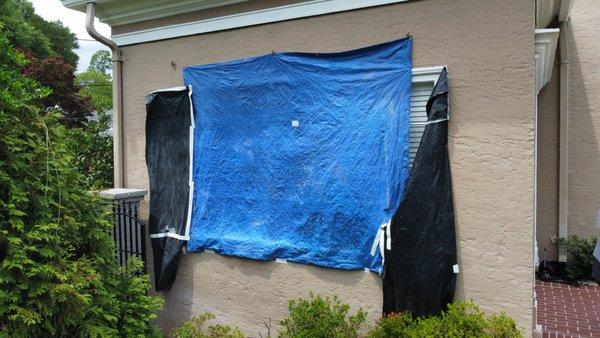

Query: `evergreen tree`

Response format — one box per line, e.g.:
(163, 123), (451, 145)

(88, 50), (112, 75)
(28, 13), (79, 68)
(0, 22), (162, 337)
(23, 54), (93, 127)
(0, 0), (54, 61)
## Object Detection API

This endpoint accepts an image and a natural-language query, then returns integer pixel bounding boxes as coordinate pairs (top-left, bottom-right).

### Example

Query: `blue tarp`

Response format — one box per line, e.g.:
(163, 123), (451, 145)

(183, 37), (412, 272)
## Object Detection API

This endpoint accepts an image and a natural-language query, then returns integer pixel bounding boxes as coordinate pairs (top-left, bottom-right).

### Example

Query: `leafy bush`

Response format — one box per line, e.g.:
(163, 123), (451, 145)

(0, 24), (162, 336)
(73, 65), (114, 189)
(278, 293), (367, 338)
(67, 111), (113, 189)
(556, 236), (597, 281)
(367, 301), (522, 338)
(170, 312), (244, 338)
(111, 258), (164, 337)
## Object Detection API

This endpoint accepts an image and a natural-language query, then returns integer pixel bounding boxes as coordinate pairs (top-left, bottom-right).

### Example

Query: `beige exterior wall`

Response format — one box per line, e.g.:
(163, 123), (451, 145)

(537, 56), (560, 261)
(536, 0), (600, 259)
(117, 0), (536, 334)
(566, 0), (600, 241)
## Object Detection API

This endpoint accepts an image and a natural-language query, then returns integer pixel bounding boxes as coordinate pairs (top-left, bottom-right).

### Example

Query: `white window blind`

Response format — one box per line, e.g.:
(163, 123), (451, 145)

(409, 66), (444, 166)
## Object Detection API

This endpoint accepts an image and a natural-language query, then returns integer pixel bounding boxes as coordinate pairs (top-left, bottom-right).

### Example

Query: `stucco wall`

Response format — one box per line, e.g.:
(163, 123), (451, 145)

(537, 56), (560, 261)
(536, 0), (600, 260)
(117, 0), (535, 334)
(566, 0), (600, 242)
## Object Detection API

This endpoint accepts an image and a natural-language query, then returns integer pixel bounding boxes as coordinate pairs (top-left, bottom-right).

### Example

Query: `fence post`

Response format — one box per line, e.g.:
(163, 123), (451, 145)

(99, 188), (148, 271)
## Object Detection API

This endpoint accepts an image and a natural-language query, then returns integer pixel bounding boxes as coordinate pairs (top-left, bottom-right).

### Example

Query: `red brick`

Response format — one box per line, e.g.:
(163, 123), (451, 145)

(536, 281), (600, 337)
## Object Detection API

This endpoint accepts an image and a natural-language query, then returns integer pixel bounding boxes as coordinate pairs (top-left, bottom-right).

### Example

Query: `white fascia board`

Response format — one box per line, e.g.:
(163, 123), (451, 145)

(535, 28), (559, 93)
(111, 0), (410, 46)
(60, 0), (249, 25)
(100, 0), (250, 26)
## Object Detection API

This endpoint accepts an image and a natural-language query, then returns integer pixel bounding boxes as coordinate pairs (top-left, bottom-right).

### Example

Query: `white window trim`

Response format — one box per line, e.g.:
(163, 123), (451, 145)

(412, 66), (444, 87)
(410, 65), (445, 128)
(409, 66), (445, 166)
(111, 0), (410, 46)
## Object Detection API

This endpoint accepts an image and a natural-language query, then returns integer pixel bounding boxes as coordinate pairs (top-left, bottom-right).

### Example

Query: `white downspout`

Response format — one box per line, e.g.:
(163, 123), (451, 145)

(85, 2), (124, 188)
(557, 0), (573, 261)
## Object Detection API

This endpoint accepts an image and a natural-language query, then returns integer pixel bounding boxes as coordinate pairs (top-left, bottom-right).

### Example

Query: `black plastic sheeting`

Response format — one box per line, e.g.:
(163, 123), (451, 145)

(383, 68), (457, 317)
(593, 258), (600, 281)
(145, 86), (193, 291)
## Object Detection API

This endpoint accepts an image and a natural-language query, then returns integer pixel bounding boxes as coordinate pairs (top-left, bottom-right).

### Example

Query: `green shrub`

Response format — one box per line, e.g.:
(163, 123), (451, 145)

(365, 312), (415, 338)
(111, 258), (164, 337)
(0, 24), (162, 336)
(66, 111), (113, 190)
(170, 312), (244, 338)
(278, 293), (366, 338)
(367, 301), (522, 338)
(556, 236), (597, 281)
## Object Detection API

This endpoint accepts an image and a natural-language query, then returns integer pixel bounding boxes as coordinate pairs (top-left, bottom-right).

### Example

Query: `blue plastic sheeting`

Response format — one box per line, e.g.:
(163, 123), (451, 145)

(183, 38), (412, 272)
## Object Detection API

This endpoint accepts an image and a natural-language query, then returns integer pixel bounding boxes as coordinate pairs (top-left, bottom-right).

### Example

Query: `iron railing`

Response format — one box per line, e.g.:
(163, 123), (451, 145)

(100, 189), (148, 271)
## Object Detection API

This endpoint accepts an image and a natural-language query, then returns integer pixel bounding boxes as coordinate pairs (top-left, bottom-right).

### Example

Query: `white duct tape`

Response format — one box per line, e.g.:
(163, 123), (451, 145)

(149, 232), (190, 241)
(425, 117), (449, 125)
(370, 222), (387, 257)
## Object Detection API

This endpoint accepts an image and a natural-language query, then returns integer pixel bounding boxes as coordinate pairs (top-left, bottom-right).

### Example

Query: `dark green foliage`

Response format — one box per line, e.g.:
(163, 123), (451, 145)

(66, 111), (114, 189)
(73, 126), (112, 190)
(27, 13), (79, 68)
(23, 54), (93, 127)
(278, 293), (367, 338)
(0, 0), (78, 68)
(556, 236), (598, 281)
(3, 0), (90, 127)
(170, 313), (245, 338)
(0, 23), (161, 336)
(0, 0), (54, 61)
(70, 52), (115, 189)
(367, 301), (522, 338)
(73, 69), (114, 189)
(89, 50), (112, 75)
(76, 69), (113, 113)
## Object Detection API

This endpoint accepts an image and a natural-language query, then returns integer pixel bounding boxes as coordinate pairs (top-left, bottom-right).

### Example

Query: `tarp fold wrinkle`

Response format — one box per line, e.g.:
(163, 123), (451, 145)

(145, 86), (193, 291)
(382, 68), (457, 317)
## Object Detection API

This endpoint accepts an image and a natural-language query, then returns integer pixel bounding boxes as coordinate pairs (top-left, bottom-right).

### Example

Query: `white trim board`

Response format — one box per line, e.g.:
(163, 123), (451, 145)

(535, 28), (559, 94)
(112, 0), (410, 46)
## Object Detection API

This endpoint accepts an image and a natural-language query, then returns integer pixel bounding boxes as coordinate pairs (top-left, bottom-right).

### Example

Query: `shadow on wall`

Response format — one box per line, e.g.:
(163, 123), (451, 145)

(155, 253), (194, 334)
(536, 51), (560, 261)
(153, 244), (383, 335)
(566, 17), (600, 241)
(140, 199), (193, 334)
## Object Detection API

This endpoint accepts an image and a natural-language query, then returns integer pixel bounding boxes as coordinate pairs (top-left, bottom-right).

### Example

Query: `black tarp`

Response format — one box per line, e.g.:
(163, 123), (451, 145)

(145, 86), (193, 291)
(382, 68), (457, 317)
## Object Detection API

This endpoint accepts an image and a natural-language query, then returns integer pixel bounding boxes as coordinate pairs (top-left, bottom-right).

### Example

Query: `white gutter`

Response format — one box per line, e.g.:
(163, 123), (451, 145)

(558, 0), (573, 261)
(85, 2), (124, 188)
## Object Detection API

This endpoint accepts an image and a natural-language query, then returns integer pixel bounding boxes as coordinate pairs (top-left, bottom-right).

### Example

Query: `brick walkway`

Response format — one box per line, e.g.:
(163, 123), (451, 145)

(536, 280), (600, 337)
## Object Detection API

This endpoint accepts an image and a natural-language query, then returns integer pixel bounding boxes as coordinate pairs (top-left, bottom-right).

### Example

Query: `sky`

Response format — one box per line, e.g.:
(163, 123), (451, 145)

(30, 0), (111, 73)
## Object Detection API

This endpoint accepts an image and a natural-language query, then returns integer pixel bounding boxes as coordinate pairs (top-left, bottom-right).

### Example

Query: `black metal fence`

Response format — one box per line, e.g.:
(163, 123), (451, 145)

(109, 198), (147, 272)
